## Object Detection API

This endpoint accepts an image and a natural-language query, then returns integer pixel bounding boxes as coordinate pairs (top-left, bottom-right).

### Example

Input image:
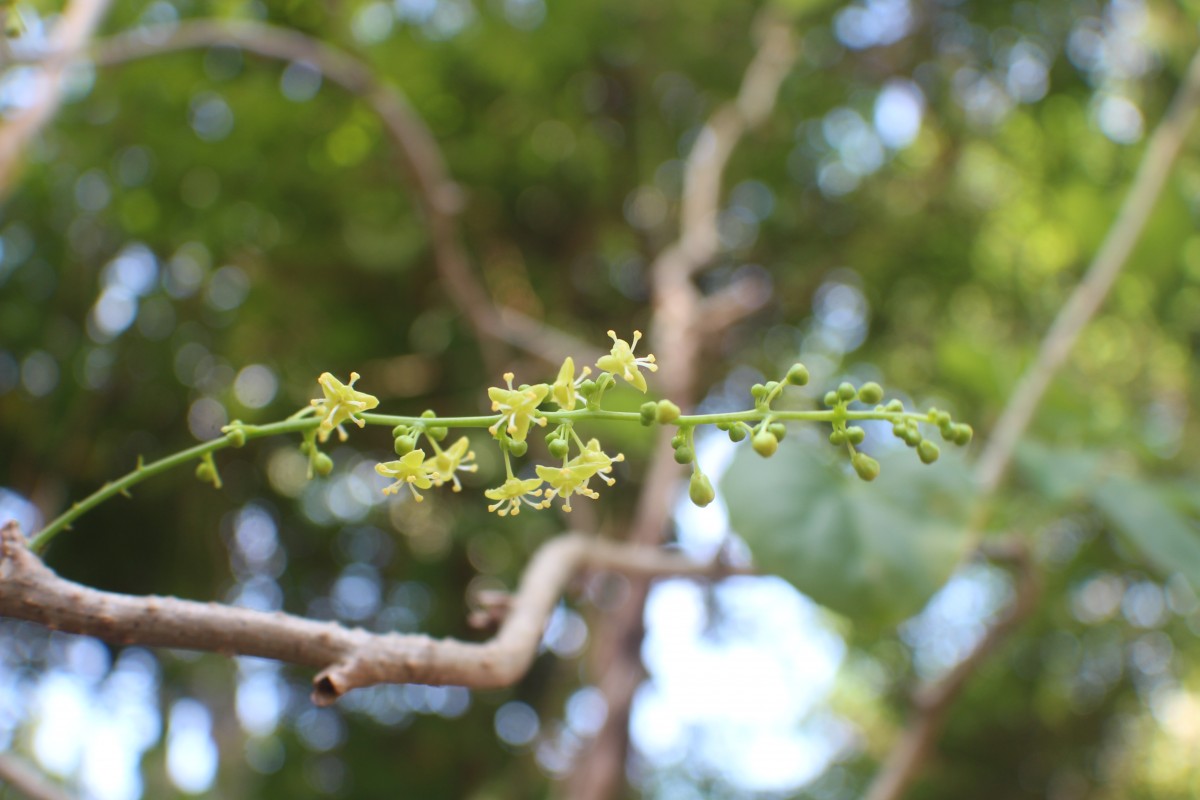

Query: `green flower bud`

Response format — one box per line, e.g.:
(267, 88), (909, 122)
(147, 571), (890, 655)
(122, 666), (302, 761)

(508, 439), (529, 457)
(786, 363), (810, 386)
(939, 421), (956, 441)
(837, 382), (857, 402)
(195, 461), (215, 482)
(674, 446), (694, 465)
(656, 399), (681, 424)
(903, 428), (922, 447)
(727, 425), (747, 443)
(952, 423), (974, 446)
(392, 424), (410, 438)
(824, 391), (839, 408)
(764, 381), (780, 395)
(313, 452), (334, 477)
(640, 401), (657, 426)
(426, 426), (448, 442)
(934, 411), (952, 427)
(768, 422), (787, 441)
(751, 383), (768, 400)
(846, 426), (865, 445)
(852, 453), (880, 482)
(579, 379), (597, 397)
(918, 439), (940, 464)
(299, 440), (314, 455)
(689, 472), (715, 507)
(394, 435), (417, 455)
(225, 426), (247, 448)
(892, 422), (906, 439)
(829, 429), (847, 445)
(716, 421), (731, 431)
(421, 409), (437, 419)
(548, 438), (570, 460)
(671, 432), (685, 448)
(857, 382), (883, 404)
(752, 431), (778, 458)
(886, 399), (904, 412)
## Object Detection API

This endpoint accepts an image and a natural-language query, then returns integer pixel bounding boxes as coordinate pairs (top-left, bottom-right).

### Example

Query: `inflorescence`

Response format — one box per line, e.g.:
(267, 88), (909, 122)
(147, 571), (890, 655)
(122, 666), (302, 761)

(289, 330), (972, 517)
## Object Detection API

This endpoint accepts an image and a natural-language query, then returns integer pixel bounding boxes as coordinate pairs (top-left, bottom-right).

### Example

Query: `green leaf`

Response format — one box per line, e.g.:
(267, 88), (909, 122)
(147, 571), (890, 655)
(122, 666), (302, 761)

(1090, 475), (1200, 590)
(1014, 439), (1105, 503)
(722, 444), (975, 626)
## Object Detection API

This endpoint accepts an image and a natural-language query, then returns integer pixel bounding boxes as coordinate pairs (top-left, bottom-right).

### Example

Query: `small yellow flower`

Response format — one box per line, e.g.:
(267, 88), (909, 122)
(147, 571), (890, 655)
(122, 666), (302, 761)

(311, 372), (380, 442)
(484, 476), (546, 516)
(424, 436), (478, 492)
(596, 330), (657, 393)
(570, 438), (625, 487)
(487, 372), (549, 443)
(550, 357), (591, 411)
(376, 450), (433, 501)
(536, 464), (600, 512)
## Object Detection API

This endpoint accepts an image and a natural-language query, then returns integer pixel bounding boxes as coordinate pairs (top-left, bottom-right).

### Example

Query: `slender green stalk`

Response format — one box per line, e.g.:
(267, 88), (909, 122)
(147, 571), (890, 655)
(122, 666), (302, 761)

(30, 418), (318, 553)
(31, 401), (938, 553)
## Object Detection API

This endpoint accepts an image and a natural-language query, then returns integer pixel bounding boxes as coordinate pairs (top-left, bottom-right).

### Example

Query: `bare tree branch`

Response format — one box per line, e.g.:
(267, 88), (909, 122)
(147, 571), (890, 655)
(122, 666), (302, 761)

(0, 521), (745, 706)
(0, 753), (74, 800)
(863, 540), (1040, 800)
(569, 13), (799, 799)
(0, 0), (112, 199)
(974, 48), (1200, 496)
(78, 19), (589, 369)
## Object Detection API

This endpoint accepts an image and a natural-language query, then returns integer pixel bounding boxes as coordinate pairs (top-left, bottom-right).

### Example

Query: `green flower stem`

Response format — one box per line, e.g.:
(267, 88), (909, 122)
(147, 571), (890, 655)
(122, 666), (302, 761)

(30, 417), (318, 553)
(33, 405), (936, 552)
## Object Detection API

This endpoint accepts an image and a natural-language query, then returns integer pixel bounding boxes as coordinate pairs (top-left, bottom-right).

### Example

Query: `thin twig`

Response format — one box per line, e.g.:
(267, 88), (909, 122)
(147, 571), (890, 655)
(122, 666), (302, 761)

(80, 20), (588, 369)
(863, 540), (1040, 800)
(0, 753), (74, 800)
(0, 0), (112, 199)
(0, 522), (746, 705)
(974, 49), (1200, 496)
(568, 12), (799, 800)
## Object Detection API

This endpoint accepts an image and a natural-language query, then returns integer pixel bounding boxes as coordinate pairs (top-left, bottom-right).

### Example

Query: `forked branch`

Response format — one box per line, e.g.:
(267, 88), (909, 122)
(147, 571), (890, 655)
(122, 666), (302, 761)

(0, 522), (743, 705)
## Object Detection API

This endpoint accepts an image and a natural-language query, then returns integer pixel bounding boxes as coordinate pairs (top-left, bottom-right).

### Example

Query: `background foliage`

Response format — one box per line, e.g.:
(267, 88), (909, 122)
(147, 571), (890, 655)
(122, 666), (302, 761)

(2, 0), (1199, 797)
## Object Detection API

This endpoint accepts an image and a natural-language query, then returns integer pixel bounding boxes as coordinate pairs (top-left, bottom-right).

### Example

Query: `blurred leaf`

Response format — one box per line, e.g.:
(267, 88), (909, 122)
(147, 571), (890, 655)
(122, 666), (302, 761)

(1091, 475), (1200, 590)
(1015, 440), (1105, 503)
(723, 443), (975, 626)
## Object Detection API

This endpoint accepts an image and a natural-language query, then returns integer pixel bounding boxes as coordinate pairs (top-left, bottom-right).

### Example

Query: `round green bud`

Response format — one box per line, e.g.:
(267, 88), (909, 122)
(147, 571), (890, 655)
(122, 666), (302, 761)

(640, 401), (657, 426)
(837, 382), (857, 402)
(824, 391), (839, 408)
(716, 421), (731, 431)
(939, 421), (956, 441)
(299, 441), (314, 455)
(750, 383), (768, 400)
(934, 411), (952, 427)
(786, 363), (810, 386)
(579, 379), (597, 396)
(394, 435), (416, 455)
(829, 429), (847, 445)
(751, 431), (778, 458)
(892, 423), (906, 439)
(846, 426), (866, 445)
(764, 381), (780, 394)
(952, 424), (974, 446)
(226, 427), (247, 448)
(851, 453), (880, 482)
(656, 400), (681, 424)
(670, 432), (685, 448)
(674, 446), (694, 465)
(918, 439), (940, 464)
(392, 424), (410, 438)
(195, 461), (215, 482)
(857, 382), (883, 405)
(426, 426), (448, 442)
(903, 428), (922, 447)
(313, 452), (334, 477)
(689, 472), (715, 507)
(421, 409), (437, 419)
(595, 373), (616, 391)
(508, 439), (529, 457)
(548, 438), (570, 460)
(768, 422), (787, 441)
(727, 425), (747, 443)
(886, 399), (904, 412)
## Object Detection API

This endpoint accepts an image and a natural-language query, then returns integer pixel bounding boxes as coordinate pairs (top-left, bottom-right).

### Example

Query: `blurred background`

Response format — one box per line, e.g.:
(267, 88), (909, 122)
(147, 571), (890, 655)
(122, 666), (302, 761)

(1, 0), (1199, 797)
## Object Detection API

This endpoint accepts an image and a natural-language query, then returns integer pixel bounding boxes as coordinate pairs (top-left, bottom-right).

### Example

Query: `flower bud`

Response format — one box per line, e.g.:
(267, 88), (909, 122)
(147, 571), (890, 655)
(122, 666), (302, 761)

(918, 439), (940, 464)
(548, 438), (570, 460)
(507, 439), (529, 457)
(857, 382), (883, 405)
(824, 391), (839, 408)
(727, 425), (747, 443)
(846, 426), (865, 445)
(195, 461), (215, 482)
(751, 383), (768, 400)
(394, 435), (416, 455)
(829, 429), (846, 445)
(886, 399), (904, 412)
(852, 453), (880, 482)
(673, 445), (694, 465)
(837, 382), (857, 402)
(225, 426), (247, 448)
(786, 363), (810, 386)
(656, 400), (681, 424)
(689, 472), (715, 507)
(768, 422), (787, 441)
(313, 452), (334, 477)
(752, 431), (778, 458)
(640, 401), (657, 426)
(952, 424), (974, 446)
